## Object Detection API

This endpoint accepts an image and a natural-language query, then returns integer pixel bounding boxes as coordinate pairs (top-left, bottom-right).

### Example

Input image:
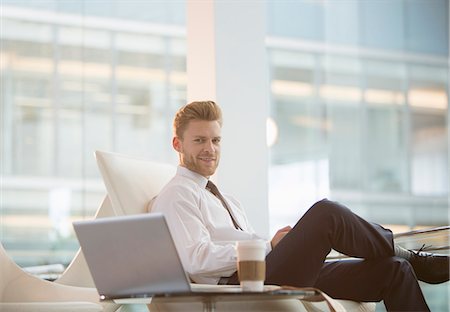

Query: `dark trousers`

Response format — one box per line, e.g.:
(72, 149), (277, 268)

(228, 199), (429, 311)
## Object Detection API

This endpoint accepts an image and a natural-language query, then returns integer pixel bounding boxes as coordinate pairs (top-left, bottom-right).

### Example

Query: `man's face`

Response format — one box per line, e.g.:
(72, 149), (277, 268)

(173, 120), (221, 178)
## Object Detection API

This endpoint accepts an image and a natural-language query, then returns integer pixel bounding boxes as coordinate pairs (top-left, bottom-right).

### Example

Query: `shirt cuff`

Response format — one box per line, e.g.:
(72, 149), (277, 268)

(265, 240), (272, 255)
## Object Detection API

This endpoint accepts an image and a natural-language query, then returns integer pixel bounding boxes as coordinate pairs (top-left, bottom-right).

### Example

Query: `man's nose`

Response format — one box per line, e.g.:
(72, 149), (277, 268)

(203, 140), (215, 152)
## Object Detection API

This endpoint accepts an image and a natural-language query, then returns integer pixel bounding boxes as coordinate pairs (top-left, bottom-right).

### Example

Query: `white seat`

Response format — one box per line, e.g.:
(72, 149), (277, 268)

(88, 150), (376, 312)
(0, 302), (102, 312)
(0, 242), (103, 312)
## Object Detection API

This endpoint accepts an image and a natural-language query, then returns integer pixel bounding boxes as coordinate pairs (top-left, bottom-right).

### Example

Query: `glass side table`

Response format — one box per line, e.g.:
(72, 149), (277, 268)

(114, 288), (318, 312)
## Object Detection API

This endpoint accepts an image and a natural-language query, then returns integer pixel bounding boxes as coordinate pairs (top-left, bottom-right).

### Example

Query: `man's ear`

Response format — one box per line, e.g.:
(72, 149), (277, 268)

(173, 136), (182, 152)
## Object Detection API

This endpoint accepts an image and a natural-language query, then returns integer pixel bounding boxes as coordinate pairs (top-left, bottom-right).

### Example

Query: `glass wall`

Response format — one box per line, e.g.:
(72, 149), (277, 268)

(1, 1), (186, 267)
(267, 1), (448, 310)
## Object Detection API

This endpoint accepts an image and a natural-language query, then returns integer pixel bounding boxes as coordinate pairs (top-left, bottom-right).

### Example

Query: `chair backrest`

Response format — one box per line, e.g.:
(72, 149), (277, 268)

(95, 150), (176, 216)
(56, 151), (176, 287)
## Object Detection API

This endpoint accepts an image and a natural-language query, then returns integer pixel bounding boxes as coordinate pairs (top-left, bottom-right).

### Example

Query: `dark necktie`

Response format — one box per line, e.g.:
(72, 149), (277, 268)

(206, 180), (242, 230)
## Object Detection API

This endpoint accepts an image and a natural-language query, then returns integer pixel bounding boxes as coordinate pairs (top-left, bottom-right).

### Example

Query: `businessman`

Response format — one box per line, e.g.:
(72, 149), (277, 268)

(152, 101), (449, 311)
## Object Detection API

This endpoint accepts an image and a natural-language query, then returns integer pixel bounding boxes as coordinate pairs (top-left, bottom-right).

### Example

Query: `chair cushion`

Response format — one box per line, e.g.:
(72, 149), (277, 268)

(0, 302), (103, 312)
(95, 150), (176, 216)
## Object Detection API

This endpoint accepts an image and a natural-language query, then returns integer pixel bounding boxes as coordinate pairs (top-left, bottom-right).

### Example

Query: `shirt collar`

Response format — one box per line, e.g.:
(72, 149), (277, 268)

(176, 166), (209, 189)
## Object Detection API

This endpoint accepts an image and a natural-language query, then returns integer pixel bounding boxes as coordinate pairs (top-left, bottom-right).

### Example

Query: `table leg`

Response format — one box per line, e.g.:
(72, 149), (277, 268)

(203, 300), (216, 312)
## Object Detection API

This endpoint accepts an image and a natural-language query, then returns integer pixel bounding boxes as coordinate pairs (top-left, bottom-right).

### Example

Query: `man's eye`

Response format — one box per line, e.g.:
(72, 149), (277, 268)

(194, 139), (204, 143)
(213, 138), (221, 144)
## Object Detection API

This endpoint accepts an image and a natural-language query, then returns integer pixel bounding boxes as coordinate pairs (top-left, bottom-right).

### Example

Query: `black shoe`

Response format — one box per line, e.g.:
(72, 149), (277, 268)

(409, 246), (450, 284)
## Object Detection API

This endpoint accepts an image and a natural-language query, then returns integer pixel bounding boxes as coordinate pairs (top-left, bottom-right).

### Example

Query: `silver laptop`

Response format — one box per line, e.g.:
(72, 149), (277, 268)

(73, 213), (316, 301)
(73, 213), (195, 301)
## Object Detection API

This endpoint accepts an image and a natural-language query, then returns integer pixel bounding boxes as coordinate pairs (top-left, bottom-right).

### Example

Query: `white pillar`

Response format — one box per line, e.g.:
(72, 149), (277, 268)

(187, 0), (270, 237)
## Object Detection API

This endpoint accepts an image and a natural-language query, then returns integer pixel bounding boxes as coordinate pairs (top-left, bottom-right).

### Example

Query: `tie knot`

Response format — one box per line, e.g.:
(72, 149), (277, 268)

(206, 180), (219, 196)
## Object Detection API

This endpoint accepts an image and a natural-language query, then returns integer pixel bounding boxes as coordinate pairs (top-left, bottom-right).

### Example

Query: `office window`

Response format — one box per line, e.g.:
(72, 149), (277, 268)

(323, 55), (364, 191)
(365, 60), (408, 193)
(267, 1), (448, 310)
(267, 0), (448, 234)
(409, 65), (448, 196)
(1, 2), (186, 267)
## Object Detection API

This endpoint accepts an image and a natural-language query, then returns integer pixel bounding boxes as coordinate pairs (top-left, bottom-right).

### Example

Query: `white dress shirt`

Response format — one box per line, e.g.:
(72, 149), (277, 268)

(151, 166), (271, 284)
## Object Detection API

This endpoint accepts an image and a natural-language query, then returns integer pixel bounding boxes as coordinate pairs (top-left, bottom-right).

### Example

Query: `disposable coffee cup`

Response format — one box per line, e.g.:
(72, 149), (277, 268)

(236, 240), (266, 292)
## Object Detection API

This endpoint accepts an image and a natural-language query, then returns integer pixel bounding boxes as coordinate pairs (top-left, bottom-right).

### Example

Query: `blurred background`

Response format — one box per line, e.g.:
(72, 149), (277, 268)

(1, 0), (448, 310)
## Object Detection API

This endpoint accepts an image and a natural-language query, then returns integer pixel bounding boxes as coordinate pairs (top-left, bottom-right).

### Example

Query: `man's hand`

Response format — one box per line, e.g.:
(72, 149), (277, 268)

(271, 226), (292, 249)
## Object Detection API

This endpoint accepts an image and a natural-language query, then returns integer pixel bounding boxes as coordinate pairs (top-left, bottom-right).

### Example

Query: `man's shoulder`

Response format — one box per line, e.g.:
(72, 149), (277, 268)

(169, 173), (200, 188)
(151, 175), (202, 213)
(158, 174), (201, 199)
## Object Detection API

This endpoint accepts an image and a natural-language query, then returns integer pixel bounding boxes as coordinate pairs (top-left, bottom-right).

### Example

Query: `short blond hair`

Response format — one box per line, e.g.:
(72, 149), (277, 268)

(173, 101), (223, 138)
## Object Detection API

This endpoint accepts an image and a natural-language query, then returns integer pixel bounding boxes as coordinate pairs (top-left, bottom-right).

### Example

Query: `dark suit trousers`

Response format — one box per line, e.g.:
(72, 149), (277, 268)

(228, 199), (429, 311)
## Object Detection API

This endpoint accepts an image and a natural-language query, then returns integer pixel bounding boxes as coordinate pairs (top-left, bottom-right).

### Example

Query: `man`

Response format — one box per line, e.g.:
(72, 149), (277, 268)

(152, 101), (449, 311)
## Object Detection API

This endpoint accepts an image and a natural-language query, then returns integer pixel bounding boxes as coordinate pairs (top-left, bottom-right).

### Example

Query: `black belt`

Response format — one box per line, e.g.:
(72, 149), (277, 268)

(218, 277), (230, 285)
(218, 271), (239, 285)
